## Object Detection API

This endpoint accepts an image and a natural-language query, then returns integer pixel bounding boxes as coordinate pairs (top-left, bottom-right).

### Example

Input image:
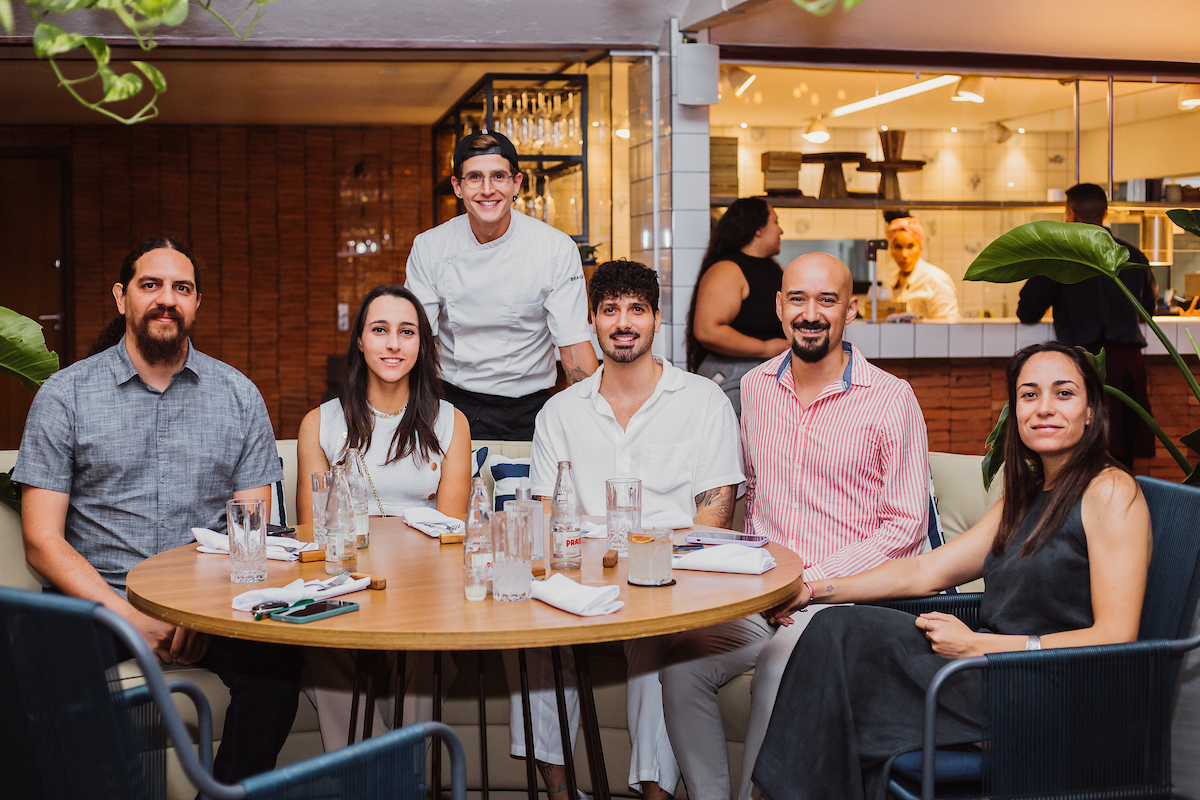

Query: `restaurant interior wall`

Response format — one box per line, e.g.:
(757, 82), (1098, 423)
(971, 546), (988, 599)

(0, 123), (432, 443)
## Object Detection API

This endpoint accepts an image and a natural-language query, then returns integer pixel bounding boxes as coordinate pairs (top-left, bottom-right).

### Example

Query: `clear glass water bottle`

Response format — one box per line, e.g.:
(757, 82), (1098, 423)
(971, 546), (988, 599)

(346, 447), (370, 548)
(325, 463), (357, 575)
(514, 478), (544, 561)
(550, 461), (581, 571)
(465, 477), (493, 596)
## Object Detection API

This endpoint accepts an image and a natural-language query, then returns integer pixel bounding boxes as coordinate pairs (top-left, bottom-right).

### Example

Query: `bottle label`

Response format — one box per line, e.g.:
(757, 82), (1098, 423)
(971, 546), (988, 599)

(473, 552), (493, 570)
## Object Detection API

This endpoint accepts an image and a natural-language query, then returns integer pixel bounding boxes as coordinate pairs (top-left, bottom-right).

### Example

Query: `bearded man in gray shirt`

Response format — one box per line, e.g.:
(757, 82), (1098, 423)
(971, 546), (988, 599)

(13, 236), (302, 783)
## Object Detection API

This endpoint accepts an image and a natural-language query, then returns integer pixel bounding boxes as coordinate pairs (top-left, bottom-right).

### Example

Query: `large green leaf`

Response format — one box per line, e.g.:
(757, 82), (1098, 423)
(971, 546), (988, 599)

(1168, 209), (1200, 239)
(963, 221), (1132, 284)
(0, 469), (19, 515)
(0, 307), (59, 390)
(981, 402), (1009, 492)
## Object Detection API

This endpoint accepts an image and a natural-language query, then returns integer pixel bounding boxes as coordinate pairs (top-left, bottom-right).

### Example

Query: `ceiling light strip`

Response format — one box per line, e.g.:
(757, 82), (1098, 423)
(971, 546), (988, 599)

(828, 74), (960, 119)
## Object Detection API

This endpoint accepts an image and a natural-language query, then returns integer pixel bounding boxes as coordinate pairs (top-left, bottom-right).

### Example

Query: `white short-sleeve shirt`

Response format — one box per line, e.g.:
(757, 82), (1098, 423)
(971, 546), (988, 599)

(529, 357), (746, 519)
(404, 212), (592, 398)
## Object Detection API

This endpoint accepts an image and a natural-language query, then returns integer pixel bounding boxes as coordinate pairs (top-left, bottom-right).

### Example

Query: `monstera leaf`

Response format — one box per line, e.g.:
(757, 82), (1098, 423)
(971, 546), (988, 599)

(964, 221), (1137, 284)
(1168, 209), (1200, 239)
(0, 306), (59, 390)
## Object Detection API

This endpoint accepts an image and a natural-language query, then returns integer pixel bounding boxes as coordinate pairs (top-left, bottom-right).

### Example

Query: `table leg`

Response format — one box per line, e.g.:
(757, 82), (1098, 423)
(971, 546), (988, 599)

(362, 651), (379, 740)
(572, 644), (611, 800)
(433, 651), (443, 800)
(348, 650), (365, 748)
(517, 649), (540, 800)
(391, 651), (407, 731)
(477, 650), (490, 800)
(551, 647), (579, 800)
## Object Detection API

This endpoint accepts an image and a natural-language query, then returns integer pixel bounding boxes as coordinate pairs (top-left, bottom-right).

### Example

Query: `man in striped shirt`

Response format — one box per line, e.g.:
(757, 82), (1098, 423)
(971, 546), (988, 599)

(661, 252), (929, 800)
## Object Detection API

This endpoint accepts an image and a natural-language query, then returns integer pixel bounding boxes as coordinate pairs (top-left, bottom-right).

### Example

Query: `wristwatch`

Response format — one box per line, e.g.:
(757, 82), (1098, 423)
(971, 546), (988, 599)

(1025, 635), (1042, 651)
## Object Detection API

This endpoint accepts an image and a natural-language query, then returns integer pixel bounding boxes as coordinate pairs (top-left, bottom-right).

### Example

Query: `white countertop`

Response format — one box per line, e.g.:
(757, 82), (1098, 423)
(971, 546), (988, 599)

(844, 318), (1199, 360)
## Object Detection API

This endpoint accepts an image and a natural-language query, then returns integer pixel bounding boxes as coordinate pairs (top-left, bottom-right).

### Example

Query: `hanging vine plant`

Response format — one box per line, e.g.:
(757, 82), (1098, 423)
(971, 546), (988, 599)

(790, 0), (869, 15)
(0, 0), (279, 124)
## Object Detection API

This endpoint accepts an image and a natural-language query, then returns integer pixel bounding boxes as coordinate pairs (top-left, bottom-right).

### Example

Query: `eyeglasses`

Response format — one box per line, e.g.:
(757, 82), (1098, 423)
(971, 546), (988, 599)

(460, 170), (515, 189)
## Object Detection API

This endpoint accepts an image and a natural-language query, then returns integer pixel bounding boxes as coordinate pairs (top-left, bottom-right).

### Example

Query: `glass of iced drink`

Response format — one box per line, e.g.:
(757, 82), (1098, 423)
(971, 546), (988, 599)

(628, 528), (673, 586)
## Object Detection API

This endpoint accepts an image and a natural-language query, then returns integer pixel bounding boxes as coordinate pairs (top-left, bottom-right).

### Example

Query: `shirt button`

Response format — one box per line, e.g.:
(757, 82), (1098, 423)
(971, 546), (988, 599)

(431, 462), (438, 471)
(792, 502), (798, 509)
(158, 436), (165, 443)
(427, 493), (436, 501)
(160, 522), (166, 528)
(160, 477), (166, 484)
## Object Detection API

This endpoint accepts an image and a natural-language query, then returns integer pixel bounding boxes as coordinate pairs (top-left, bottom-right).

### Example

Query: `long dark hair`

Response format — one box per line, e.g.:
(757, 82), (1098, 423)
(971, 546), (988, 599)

(340, 285), (444, 465)
(993, 341), (1121, 557)
(88, 235), (201, 357)
(684, 197), (779, 372)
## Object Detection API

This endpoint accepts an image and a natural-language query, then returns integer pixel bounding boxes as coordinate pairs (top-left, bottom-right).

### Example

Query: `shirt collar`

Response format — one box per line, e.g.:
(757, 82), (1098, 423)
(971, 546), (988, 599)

(774, 341), (869, 394)
(110, 334), (202, 388)
(581, 355), (683, 408)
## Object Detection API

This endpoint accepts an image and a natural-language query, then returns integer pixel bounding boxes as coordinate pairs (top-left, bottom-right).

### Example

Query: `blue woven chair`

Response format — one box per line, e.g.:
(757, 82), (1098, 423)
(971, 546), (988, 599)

(876, 476), (1200, 800)
(0, 585), (466, 800)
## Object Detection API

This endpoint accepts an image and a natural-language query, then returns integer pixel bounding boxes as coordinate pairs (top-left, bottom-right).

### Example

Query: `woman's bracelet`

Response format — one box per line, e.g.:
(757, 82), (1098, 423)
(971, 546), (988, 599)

(803, 581), (816, 607)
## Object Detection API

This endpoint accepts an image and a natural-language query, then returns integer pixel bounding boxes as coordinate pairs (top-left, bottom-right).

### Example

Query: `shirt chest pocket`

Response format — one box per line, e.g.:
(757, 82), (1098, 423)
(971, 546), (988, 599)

(636, 438), (696, 500)
(505, 301), (546, 345)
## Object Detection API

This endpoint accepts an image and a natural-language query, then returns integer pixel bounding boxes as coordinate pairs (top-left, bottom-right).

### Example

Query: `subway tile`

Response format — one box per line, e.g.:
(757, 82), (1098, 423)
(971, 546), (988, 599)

(913, 323), (950, 358)
(948, 323), (983, 358)
(981, 323), (1017, 357)
(879, 323), (916, 359)
(673, 103), (709, 133)
(672, 247), (704, 292)
(844, 322), (879, 359)
(672, 170), (710, 211)
(671, 209), (711, 252)
(1015, 321), (1053, 350)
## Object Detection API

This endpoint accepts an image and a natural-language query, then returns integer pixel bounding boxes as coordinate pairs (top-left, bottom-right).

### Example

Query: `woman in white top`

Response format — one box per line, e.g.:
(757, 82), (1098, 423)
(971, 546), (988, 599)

(886, 217), (960, 320)
(296, 284), (471, 750)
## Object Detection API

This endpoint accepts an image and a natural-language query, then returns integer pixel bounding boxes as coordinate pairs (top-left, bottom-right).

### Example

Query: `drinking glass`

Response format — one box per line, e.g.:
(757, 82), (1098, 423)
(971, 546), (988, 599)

(606, 478), (642, 556)
(491, 510), (532, 602)
(628, 528), (674, 586)
(310, 471), (331, 546)
(228, 498), (268, 583)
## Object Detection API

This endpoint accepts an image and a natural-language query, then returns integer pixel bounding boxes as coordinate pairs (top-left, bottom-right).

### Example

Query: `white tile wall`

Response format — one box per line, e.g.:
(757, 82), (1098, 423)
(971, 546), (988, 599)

(844, 322), (879, 359)
(879, 324), (916, 359)
(948, 323), (984, 358)
(913, 323), (950, 358)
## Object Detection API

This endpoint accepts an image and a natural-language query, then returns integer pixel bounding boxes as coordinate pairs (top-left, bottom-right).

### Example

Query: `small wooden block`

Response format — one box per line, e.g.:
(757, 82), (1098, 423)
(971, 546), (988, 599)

(532, 564), (547, 579)
(602, 549), (619, 568)
(298, 549), (323, 563)
(350, 573), (387, 590)
(439, 531), (465, 545)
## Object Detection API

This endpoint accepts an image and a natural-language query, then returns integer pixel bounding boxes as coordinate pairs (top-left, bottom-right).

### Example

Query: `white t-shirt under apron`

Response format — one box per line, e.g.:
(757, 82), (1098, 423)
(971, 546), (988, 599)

(404, 211), (592, 398)
(318, 398), (456, 516)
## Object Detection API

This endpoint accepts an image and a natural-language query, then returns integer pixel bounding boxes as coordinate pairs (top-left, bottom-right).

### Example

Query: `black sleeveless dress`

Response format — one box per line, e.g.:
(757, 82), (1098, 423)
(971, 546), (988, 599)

(753, 491), (1094, 800)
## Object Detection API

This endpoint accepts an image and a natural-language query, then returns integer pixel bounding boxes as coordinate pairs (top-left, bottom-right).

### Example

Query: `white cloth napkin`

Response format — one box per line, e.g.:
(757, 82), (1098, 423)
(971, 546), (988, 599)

(672, 543), (776, 575)
(581, 509), (694, 540)
(231, 576), (372, 612)
(531, 573), (624, 616)
(192, 528), (319, 562)
(404, 507), (466, 538)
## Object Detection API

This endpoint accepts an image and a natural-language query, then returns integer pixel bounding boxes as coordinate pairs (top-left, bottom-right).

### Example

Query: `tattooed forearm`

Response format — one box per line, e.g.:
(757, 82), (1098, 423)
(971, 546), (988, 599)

(566, 366), (588, 385)
(694, 485), (735, 528)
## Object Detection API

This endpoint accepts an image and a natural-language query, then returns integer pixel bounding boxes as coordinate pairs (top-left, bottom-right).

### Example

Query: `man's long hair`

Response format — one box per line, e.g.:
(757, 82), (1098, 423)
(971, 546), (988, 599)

(685, 198), (780, 372)
(993, 341), (1122, 557)
(339, 285), (444, 466)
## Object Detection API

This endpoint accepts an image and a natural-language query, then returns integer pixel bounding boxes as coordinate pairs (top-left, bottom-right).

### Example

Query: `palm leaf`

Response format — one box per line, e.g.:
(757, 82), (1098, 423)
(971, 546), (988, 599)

(0, 307), (60, 390)
(963, 220), (1134, 284)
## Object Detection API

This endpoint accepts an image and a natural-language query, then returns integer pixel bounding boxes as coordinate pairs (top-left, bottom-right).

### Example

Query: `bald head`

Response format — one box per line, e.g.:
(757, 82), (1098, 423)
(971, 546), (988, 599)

(776, 252), (857, 366)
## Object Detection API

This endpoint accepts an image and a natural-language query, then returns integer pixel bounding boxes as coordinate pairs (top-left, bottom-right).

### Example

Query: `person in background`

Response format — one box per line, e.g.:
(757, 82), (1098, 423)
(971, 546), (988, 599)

(753, 341), (1151, 800)
(405, 130), (597, 440)
(297, 284), (472, 749)
(14, 235), (301, 784)
(685, 197), (789, 415)
(885, 216), (960, 320)
(1017, 182), (1157, 469)
(662, 252), (929, 800)
(514, 260), (744, 800)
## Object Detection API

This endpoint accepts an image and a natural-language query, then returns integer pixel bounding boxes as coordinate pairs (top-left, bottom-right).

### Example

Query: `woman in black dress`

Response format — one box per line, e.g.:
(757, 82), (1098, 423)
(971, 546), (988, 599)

(752, 340), (1152, 800)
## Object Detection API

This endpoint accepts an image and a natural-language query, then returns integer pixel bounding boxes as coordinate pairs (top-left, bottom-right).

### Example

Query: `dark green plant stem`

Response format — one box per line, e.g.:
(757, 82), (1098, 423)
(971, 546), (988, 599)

(1104, 384), (1192, 473)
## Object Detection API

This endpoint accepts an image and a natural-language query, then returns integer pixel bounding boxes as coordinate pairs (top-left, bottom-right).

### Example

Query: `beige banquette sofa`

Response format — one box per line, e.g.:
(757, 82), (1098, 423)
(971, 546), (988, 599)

(0, 443), (993, 799)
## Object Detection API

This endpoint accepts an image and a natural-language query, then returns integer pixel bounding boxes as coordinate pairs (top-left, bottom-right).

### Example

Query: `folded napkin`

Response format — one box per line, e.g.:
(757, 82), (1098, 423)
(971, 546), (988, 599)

(231, 576), (372, 612)
(531, 573), (624, 616)
(581, 509), (695, 540)
(672, 543), (776, 575)
(404, 507), (466, 538)
(192, 528), (319, 562)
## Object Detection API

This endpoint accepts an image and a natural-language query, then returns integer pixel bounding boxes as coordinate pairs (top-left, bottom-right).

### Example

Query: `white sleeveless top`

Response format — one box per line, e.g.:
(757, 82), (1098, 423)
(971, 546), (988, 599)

(318, 398), (456, 516)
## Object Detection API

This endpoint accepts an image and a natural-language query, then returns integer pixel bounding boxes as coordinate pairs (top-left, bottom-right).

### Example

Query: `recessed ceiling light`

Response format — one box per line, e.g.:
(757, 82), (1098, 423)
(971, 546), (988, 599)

(950, 127), (958, 133)
(880, 125), (888, 131)
(1018, 127), (1026, 133)
(615, 128), (630, 139)
(793, 87), (802, 99)
(837, 89), (846, 100)
(810, 93), (820, 105)
(740, 122), (748, 129)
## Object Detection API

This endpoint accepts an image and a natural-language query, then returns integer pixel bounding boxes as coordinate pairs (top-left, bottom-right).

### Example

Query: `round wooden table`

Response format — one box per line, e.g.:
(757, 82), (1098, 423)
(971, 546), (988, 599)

(127, 517), (804, 800)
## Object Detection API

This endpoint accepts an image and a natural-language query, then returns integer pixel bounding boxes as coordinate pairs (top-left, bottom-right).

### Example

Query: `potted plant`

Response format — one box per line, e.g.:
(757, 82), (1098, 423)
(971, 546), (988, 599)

(0, 306), (59, 513)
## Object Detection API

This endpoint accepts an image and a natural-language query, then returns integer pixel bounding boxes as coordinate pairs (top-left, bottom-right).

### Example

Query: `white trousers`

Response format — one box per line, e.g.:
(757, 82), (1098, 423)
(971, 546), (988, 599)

(660, 606), (835, 800)
(503, 637), (681, 794)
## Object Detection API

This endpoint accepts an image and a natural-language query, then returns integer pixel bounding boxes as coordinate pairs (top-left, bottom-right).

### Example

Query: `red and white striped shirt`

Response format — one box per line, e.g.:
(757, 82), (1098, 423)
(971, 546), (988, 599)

(741, 343), (929, 581)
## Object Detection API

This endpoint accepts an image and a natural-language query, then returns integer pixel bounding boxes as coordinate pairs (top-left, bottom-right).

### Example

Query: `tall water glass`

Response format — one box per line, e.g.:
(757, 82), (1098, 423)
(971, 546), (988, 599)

(228, 498), (268, 583)
(310, 471), (331, 546)
(606, 478), (642, 556)
(491, 510), (532, 602)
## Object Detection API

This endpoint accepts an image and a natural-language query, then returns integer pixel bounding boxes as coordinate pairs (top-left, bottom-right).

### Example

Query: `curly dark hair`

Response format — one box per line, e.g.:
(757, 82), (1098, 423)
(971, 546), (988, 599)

(587, 259), (659, 313)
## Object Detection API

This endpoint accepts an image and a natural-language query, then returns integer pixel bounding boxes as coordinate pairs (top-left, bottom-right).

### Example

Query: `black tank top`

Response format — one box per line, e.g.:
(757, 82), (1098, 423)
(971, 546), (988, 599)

(727, 251), (784, 342)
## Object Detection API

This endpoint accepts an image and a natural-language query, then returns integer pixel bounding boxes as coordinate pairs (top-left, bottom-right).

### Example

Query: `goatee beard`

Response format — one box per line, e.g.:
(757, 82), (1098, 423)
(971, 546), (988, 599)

(130, 306), (191, 366)
(790, 327), (831, 363)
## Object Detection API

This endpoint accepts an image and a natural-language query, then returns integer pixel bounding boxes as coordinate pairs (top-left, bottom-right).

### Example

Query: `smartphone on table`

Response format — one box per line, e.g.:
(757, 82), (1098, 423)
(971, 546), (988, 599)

(270, 599), (359, 623)
(684, 531), (770, 547)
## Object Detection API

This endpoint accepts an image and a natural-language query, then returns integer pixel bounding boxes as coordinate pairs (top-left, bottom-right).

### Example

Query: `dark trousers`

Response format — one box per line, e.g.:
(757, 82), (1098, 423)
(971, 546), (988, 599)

(442, 381), (551, 441)
(1084, 342), (1156, 468)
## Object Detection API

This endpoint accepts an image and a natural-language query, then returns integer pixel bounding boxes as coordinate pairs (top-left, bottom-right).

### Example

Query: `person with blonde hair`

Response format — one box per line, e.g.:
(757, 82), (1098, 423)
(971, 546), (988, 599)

(885, 216), (959, 320)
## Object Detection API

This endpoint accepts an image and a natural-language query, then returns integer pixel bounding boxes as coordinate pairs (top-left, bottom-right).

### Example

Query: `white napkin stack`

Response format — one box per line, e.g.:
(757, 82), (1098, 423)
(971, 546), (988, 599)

(581, 509), (695, 540)
(531, 574), (624, 616)
(404, 507), (466, 538)
(673, 543), (776, 575)
(192, 528), (319, 562)
(231, 576), (372, 612)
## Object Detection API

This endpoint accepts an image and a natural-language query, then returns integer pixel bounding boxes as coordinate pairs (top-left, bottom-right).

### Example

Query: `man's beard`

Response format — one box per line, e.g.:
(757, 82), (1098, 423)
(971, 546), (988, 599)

(790, 322), (831, 363)
(601, 330), (652, 363)
(129, 305), (191, 366)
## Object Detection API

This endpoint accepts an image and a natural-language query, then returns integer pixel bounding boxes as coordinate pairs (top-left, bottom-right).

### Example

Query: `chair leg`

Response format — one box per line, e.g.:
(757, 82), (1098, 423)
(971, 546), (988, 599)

(478, 650), (490, 800)
(362, 651), (379, 740)
(518, 649), (540, 800)
(392, 651), (407, 731)
(572, 644), (611, 800)
(348, 650), (366, 747)
(433, 651), (443, 800)
(551, 647), (579, 800)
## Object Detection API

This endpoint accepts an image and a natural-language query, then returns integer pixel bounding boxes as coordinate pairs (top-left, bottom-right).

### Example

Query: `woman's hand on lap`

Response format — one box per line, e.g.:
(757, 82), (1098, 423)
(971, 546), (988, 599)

(916, 612), (982, 659)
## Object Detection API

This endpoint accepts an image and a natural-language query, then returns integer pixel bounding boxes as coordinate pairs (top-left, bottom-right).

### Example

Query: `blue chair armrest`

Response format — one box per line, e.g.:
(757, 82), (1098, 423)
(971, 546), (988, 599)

(873, 593), (983, 630)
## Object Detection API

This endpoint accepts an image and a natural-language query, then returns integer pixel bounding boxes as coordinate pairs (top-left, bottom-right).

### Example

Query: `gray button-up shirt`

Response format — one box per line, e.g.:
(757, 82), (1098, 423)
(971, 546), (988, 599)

(13, 337), (283, 594)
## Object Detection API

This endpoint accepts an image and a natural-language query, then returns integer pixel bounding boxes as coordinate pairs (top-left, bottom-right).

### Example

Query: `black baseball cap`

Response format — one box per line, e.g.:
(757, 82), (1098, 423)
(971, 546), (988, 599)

(453, 130), (520, 176)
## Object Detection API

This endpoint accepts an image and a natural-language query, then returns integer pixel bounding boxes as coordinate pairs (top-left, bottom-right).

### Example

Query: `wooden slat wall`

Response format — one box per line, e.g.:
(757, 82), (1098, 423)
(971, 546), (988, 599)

(0, 124), (431, 439)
